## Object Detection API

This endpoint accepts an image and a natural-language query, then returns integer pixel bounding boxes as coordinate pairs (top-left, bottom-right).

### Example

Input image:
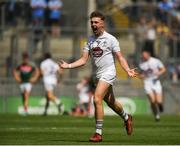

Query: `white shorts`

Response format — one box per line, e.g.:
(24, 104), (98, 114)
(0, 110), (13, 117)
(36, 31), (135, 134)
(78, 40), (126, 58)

(44, 82), (57, 91)
(43, 77), (57, 91)
(144, 79), (162, 94)
(20, 83), (32, 93)
(98, 71), (116, 85)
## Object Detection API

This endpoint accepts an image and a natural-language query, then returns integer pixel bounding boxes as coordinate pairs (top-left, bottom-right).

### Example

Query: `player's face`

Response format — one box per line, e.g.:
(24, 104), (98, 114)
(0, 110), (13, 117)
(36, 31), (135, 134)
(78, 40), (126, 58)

(90, 17), (104, 36)
(23, 58), (29, 64)
(142, 52), (150, 61)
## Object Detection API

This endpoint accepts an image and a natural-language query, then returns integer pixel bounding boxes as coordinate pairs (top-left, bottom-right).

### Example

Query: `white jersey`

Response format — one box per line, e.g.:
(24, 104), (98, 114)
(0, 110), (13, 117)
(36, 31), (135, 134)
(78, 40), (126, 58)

(40, 58), (59, 84)
(83, 31), (120, 78)
(139, 57), (164, 82)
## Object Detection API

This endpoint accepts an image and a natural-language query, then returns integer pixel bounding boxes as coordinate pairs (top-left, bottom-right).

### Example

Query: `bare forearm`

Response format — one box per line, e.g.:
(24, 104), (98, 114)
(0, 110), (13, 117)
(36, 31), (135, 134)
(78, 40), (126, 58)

(115, 51), (137, 77)
(119, 57), (130, 72)
(59, 52), (89, 69)
(69, 58), (86, 68)
(13, 70), (21, 82)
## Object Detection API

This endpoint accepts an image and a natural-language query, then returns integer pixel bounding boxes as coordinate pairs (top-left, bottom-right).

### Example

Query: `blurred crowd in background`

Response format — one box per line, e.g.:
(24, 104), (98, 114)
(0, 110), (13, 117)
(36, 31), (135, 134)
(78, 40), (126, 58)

(0, 0), (63, 34)
(0, 0), (180, 83)
(0, 0), (179, 116)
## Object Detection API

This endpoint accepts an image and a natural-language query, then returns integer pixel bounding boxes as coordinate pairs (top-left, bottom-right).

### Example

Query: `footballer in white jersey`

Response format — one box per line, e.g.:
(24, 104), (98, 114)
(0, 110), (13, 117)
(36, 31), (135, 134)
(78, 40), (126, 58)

(139, 50), (166, 121)
(41, 57), (60, 91)
(139, 56), (164, 94)
(59, 11), (137, 142)
(83, 31), (120, 85)
(40, 53), (64, 116)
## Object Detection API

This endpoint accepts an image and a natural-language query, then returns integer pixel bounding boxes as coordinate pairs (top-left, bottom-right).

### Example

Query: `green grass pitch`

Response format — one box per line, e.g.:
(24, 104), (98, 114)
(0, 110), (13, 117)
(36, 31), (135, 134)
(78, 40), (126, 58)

(0, 114), (180, 145)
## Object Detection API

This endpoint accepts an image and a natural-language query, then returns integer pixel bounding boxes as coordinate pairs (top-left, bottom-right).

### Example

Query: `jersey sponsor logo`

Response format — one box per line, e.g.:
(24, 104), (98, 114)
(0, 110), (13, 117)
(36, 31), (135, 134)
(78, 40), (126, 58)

(92, 47), (103, 57)
(20, 66), (33, 72)
(143, 68), (153, 77)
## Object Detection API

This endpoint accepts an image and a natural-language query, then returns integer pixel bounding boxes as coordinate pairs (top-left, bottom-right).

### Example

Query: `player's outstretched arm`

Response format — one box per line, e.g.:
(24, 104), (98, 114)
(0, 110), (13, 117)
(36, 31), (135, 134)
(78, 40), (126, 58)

(58, 51), (89, 69)
(115, 51), (137, 77)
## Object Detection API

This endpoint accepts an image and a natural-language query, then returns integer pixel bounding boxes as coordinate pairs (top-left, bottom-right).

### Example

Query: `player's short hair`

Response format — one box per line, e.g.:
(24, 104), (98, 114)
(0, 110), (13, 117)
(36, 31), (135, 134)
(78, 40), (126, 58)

(142, 49), (151, 54)
(44, 52), (51, 59)
(90, 11), (105, 21)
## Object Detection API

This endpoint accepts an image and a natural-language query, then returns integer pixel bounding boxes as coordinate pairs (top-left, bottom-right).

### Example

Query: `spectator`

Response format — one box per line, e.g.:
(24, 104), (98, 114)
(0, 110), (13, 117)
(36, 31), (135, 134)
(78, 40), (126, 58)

(167, 30), (179, 58)
(167, 62), (178, 83)
(158, 0), (174, 11)
(130, 0), (138, 20)
(156, 21), (176, 59)
(29, 0), (47, 57)
(170, 0), (180, 19)
(48, 0), (63, 36)
(157, 21), (170, 34)
(7, 0), (17, 26)
(135, 16), (148, 64)
(30, 0), (47, 29)
(144, 17), (157, 57)
(158, 0), (174, 23)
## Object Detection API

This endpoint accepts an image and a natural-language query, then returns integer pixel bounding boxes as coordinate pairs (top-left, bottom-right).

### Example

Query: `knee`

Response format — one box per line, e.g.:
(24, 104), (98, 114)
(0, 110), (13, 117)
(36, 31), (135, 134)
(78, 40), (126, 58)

(47, 91), (53, 99)
(94, 95), (103, 106)
(23, 92), (29, 99)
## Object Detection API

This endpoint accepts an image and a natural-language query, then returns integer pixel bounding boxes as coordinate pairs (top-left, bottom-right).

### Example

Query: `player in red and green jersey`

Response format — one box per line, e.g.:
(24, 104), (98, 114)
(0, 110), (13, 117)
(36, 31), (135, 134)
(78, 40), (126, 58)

(13, 53), (39, 115)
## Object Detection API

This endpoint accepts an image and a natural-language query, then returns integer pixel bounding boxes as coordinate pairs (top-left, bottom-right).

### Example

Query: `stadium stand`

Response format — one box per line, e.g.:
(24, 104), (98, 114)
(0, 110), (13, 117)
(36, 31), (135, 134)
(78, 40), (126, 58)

(0, 0), (179, 115)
